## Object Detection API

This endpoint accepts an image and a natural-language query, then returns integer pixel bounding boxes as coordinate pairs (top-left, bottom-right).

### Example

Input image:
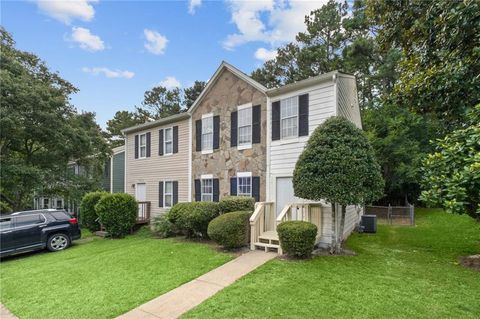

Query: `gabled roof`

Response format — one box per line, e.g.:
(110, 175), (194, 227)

(121, 112), (190, 134)
(187, 61), (267, 114)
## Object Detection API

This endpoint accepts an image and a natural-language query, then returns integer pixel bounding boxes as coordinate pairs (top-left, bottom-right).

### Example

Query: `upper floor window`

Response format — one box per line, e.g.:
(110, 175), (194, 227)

(139, 133), (147, 158)
(164, 127), (173, 155)
(238, 107), (252, 146)
(281, 96), (298, 139)
(201, 178), (213, 202)
(202, 116), (213, 151)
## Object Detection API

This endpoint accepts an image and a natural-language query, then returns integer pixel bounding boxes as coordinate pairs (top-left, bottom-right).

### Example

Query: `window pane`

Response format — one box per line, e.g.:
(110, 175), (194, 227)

(165, 195), (172, 207)
(238, 108), (252, 145)
(15, 215), (43, 227)
(140, 134), (146, 146)
(201, 178), (213, 201)
(165, 128), (172, 141)
(165, 181), (173, 193)
(140, 146), (146, 158)
(165, 141), (173, 154)
(237, 176), (252, 196)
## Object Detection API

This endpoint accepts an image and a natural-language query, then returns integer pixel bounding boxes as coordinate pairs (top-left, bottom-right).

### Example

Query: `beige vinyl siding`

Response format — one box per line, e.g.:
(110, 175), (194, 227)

(125, 119), (189, 218)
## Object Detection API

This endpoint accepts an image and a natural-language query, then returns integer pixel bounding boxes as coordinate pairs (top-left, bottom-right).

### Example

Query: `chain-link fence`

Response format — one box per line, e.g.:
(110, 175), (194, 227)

(365, 205), (415, 225)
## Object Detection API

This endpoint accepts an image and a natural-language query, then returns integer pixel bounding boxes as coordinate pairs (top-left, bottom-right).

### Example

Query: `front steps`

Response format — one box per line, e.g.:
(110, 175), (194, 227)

(253, 230), (281, 253)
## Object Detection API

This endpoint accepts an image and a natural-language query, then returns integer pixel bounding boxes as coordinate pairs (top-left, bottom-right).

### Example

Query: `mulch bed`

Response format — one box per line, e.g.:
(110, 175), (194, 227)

(458, 255), (480, 271)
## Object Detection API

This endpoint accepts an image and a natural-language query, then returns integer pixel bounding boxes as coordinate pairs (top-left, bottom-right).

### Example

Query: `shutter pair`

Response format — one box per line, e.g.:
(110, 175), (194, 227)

(230, 176), (261, 202)
(134, 132), (151, 159)
(195, 116), (220, 151)
(158, 181), (178, 207)
(272, 94), (309, 141)
(158, 126), (179, 156)
(231, 105), (261, 147)
(194, 178), (219, 202)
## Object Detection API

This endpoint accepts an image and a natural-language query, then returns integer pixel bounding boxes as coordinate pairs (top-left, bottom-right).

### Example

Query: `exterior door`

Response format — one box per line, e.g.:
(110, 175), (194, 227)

(13, 214), (45, 249)
(0, 217), (15, 254)
(276, 177), (300, 216)
(135, 183), (147, 218)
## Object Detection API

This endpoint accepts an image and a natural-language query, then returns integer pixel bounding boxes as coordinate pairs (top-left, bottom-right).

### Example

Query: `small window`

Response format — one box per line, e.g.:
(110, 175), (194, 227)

(164, 128), (173, 155)
(280, 96), (298, 139)
(139, 133), (147, 158)
(164, 181), (173, 208)
(238, 107), (252, 146)
(201, 116), (213, 151)
(51, 211), (70, 220)
(42, 198), (50, 209)
(237, 174), (252, 197)
(201, 178), (213, 202)
(15, 214), (45, 227)
(0, 217), (12, 230)
(56, 199), (63, 209)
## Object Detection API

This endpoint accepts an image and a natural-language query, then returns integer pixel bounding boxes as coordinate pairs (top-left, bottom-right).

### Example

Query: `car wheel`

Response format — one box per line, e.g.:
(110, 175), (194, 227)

(47, 233), (70, 252)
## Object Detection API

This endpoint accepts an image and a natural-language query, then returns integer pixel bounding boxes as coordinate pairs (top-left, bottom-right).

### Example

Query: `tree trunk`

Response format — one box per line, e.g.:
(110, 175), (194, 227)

(336, 205), (347, 253)
(330, 203), (336, 254)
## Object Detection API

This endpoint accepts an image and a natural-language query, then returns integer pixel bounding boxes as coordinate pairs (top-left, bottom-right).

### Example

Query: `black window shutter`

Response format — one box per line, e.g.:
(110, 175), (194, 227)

(158, 129), (164, 156)
(230, 111), (238, 147)
(230, 177), (237, 196)
(146, 132), (151, 157)
(195, 120), (202, 151)
(134, 135), (139, 159)
(252, 104), (261, 144)
(213, 115), (220, 149)
(298, 94), (309, 136)
(158, 181), (164, 207)
(173, 181), (178, 205)
(272, 101), (280, 141)
(213, 178), (220, 202)
(194, 179), (201, 201)
(173, 126), (179, 153)
(252, 176), (260, 202)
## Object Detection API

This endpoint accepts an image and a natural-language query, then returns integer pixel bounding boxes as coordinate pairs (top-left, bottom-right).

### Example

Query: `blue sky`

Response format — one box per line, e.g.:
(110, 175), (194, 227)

(2, 0), (327, 127)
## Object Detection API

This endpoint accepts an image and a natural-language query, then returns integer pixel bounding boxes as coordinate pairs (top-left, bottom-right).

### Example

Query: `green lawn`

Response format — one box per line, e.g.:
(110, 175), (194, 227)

(0, 233), (232, 319)
(183, 209), (480, 319)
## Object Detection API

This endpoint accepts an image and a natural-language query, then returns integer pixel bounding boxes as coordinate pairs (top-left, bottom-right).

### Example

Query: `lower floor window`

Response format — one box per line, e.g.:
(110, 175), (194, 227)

(237, 175), (252, 196)
(164, 181), (173, 208)
(201, 178), (213, 202)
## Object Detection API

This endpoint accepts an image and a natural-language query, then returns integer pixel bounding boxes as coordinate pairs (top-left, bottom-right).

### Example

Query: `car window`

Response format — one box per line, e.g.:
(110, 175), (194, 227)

(15, 214), (45, 227)
(0, 218), (12, 230)
(50, 211), (70, 220)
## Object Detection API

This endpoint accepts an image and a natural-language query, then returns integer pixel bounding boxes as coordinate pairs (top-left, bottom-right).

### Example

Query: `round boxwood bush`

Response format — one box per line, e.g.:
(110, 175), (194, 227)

(167, 202), (220, 238)
(219, 196), (255, 214)
(80, 191), (108, 231)
(277, 221), (317, 258)
(95, 193), (138, 238)
(208, 211), (252, 249)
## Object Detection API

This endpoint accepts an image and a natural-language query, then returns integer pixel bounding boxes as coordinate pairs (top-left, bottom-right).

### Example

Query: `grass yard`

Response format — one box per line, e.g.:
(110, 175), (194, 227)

(183, 209), (480, 319)
(0, 232), (232, 319)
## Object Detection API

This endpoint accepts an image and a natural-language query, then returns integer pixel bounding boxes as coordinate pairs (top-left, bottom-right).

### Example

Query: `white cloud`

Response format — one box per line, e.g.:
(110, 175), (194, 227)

(254, 47), (277, 61)
(82, 67), (135, 79)
(158, 76), (181, 89)
(36, 0), (97, 25)
(223, 0), (328, 50)
(70, 27), (105, 51)
(188, 0), (202, 15)
(144, 29), (168, 55)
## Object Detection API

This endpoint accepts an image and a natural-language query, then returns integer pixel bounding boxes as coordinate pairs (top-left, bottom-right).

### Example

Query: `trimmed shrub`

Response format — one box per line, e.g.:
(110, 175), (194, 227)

(80, 191), (108, 231)
(152, 213), (177, 238)
(208, 211), (252, 249)
(277, 221), (317, 258)
(95, 193), (137, 238)
(219, 196), (255, 214)
(167, 202), (220, 238)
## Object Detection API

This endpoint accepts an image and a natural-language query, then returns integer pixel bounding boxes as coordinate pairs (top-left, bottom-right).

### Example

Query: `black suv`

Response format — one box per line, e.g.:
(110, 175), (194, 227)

(0, 209), (81, 258)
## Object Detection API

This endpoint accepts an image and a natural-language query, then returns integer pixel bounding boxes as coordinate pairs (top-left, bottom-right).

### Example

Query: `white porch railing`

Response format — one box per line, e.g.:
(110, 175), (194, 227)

(249, 202), (275, 250)
(276, 203), (323, 242)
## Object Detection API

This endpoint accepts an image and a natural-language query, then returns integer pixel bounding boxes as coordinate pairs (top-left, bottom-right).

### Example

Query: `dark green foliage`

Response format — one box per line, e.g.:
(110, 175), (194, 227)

(219, 196), (255, 214)
(293, 117), (384, 205)
(167, 202), (220, 238)
(95, 193), (137, 238)
(104, 111), (144, 147)
(277, 221), (318, 258)
(152, 213), (178, 238)
(207, 211), (252, 249)
(0, 201), (12, 214)
(80, 191), (108, 231)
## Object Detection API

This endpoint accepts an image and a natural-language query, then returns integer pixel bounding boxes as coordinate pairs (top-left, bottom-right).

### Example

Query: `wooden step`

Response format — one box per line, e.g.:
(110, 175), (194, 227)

(254, 242), (280, 253)
(258, 230), (280, 246)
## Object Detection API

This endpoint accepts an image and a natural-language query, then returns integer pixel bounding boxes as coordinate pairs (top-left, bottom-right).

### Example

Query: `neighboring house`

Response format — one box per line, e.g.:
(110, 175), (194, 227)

(106, 145), (126, 193)
(122, 61), (363, 252)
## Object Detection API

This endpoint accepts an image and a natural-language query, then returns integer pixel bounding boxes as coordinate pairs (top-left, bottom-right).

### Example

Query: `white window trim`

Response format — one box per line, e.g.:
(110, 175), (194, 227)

(163, 180), (173, 208)
(237, 103), (253, 150)
(200, 175), (214, 202)
(237, 172), (252, 197)
(138, 133), (147, 159)
(280, 96), (299, 140)
(201, 113), (214, 154)
(164, 127), (174, 156)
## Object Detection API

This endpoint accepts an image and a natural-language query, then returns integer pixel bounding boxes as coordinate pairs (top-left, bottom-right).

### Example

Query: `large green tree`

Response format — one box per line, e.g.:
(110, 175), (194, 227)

(0, 28), (109, 210)
(104, 111), (144, 147)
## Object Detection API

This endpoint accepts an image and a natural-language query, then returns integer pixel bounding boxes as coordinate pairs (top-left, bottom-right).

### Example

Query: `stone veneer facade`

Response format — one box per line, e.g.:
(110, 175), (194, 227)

(191, 68), (267, 201)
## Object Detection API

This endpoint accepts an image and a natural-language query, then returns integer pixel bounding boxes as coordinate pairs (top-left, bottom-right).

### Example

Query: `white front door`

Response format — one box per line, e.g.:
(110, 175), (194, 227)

(135, 183), (146, 218)
(276, 177), (300, 216)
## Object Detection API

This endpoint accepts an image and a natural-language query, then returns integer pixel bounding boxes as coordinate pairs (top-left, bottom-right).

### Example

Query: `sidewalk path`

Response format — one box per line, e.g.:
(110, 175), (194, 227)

(116, 250), (276, 319)
(0, 304), (17, 319)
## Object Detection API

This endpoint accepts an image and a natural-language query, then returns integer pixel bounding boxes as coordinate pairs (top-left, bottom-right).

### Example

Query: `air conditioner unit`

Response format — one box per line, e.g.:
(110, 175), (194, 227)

(361, 215), (377, 233)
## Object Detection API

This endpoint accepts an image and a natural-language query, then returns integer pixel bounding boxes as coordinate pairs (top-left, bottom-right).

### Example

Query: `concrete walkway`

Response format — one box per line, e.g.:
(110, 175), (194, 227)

(116, 250), (276, 319)
(0, 304), (17, 319)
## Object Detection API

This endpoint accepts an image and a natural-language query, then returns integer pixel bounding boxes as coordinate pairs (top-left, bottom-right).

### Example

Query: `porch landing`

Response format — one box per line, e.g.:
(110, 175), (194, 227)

(116, 250), (276, 319)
